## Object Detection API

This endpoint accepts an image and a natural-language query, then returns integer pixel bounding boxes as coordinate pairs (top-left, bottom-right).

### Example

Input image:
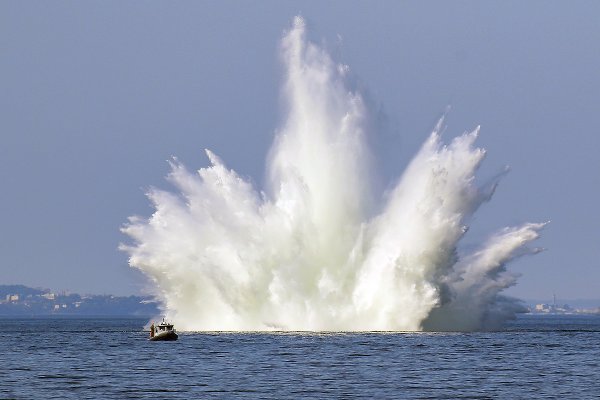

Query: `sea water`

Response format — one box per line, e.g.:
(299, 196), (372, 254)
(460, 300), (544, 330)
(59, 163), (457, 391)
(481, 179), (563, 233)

(1, 315), (599, 399)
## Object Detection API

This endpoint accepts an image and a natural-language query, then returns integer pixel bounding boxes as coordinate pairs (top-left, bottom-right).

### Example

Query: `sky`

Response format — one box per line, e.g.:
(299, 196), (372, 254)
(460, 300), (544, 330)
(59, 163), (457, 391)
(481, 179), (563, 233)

(1, 1), (599, 300)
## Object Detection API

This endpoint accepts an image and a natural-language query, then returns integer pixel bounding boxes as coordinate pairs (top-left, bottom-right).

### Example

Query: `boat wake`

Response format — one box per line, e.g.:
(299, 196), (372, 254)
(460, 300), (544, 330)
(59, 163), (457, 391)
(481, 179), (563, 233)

(121, 17), (545, 332)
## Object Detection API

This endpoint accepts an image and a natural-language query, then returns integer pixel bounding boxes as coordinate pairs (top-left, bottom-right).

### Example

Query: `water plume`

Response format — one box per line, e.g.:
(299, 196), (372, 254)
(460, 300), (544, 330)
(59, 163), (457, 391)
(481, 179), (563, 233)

(121, 17), (545, 331)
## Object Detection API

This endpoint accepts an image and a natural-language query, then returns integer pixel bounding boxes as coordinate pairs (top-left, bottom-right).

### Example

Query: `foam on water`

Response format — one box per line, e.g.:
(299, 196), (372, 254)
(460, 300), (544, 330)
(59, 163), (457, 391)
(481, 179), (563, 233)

(120, 17), (545, 331)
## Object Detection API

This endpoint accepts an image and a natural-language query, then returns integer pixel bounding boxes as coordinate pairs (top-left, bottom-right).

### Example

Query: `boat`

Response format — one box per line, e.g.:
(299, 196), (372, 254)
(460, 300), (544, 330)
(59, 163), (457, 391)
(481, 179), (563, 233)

(149, 318), (178, 341)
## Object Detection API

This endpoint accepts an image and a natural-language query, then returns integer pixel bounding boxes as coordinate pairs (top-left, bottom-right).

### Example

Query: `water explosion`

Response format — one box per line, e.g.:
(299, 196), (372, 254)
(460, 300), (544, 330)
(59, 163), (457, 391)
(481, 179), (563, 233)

(121, 17), (545, 331)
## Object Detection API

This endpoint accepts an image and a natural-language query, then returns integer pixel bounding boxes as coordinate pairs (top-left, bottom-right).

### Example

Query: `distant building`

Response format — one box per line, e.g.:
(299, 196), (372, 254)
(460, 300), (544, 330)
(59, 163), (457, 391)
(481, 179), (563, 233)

(532, 302), (575, 314)
(535, 304), (549, 312)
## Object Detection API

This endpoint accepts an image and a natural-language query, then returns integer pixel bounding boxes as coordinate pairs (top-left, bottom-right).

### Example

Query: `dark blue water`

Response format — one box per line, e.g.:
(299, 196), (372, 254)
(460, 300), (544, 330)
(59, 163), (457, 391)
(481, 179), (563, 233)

(1, 315), (599, 399)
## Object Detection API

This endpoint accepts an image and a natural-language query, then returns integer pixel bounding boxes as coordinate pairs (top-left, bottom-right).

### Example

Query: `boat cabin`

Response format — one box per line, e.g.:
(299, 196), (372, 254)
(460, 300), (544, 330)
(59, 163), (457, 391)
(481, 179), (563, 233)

(155, 321), (174, 333)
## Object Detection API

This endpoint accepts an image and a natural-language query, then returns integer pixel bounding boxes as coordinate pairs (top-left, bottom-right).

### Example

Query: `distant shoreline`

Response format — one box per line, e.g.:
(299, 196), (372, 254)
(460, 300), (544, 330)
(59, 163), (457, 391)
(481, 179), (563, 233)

(0, 284), (159, 317)
(0, 314), (153, 319)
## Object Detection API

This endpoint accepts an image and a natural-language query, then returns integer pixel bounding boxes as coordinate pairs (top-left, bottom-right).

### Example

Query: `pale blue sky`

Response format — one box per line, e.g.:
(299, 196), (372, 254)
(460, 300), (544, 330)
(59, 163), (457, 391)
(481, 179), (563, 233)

(1, 1), (599, 300)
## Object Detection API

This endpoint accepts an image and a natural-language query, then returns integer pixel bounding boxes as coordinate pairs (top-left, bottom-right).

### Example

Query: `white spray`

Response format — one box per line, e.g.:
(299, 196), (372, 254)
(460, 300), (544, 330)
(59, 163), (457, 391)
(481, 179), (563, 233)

(121, 17), (545, 331)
